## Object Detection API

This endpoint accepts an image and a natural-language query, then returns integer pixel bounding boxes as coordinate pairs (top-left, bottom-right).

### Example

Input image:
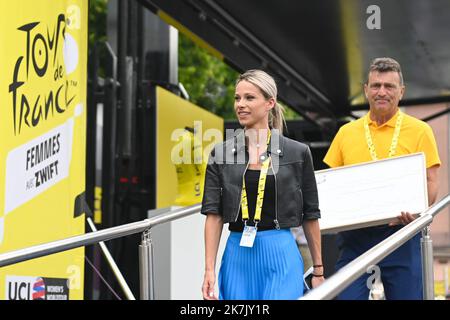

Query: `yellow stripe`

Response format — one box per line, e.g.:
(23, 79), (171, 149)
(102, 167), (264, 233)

(339, 0), (365, 105)
(157, 10), (224, 60)
(241, 131), (272, 222)
(253, 158), (270, 221)
(94, 186), (102, 224)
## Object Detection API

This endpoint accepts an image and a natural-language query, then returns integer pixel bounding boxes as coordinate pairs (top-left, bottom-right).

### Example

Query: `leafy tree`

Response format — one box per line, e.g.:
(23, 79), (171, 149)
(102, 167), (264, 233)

(88, 0), (108, 48)
(178, 33), (238, 120)
(88, 0), (108, 77)
(178, 33), (300, 120)
(88, 1), (301, 120)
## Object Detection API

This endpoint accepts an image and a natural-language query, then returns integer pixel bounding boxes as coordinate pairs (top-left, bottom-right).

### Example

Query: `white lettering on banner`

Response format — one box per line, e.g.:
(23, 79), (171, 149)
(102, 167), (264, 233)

(46, 294), (68, 300)
(47, 286), (63, 293)
(4, 117), (74, 215)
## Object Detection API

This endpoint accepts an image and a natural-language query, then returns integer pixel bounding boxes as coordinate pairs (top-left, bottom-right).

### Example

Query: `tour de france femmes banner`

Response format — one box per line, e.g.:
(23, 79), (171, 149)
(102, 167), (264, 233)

(156, 86), (224, 208)
(0, 1), (87, 300)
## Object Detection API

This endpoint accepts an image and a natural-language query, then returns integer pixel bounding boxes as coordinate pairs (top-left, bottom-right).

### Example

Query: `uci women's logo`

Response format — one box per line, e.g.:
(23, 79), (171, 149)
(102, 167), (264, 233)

(8, 13), (78, 135)
(6, 276), (45, 300)
(32, 277), (46, 300)
(6, 276), (69, 300)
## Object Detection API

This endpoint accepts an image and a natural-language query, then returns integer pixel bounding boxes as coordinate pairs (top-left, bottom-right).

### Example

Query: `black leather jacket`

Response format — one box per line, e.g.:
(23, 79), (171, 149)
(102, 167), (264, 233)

(201, 129), (320, 229)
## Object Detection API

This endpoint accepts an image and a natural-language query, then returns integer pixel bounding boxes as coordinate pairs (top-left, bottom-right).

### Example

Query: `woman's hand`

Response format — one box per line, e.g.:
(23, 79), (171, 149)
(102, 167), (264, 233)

(202, 270), (218, 300)
(311, 275), (325, 288)
(311, 265), (325, 288)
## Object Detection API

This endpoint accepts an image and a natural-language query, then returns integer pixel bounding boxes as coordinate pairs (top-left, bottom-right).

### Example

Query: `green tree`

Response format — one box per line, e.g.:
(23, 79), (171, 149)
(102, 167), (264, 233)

(179, 33), (301, 120)
(88, 2), (301, 120)
(178, 33), (238, 120)
(88, 0), (107, 48)
(282, 102), (302, 120)
(88, 0), (108, 77)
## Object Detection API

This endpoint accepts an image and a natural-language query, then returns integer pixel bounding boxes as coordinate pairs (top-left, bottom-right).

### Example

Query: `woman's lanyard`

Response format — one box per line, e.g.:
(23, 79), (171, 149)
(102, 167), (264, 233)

(239, 130), (271, 248)
(363, 111), (404, 160)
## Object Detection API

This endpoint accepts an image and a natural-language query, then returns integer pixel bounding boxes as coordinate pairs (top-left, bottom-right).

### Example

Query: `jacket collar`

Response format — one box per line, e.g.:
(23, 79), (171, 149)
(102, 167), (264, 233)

(232, 128), (284, 156)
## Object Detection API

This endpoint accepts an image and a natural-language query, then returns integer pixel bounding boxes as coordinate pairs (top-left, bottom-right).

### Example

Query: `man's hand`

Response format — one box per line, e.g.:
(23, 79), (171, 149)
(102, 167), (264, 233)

(388, 211), (418, 226)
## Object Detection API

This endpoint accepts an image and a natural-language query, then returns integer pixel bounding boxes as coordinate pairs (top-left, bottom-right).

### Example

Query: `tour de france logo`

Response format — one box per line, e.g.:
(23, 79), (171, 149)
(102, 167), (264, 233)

(1, 5), (83, 229)
(8, 10), (80, 136)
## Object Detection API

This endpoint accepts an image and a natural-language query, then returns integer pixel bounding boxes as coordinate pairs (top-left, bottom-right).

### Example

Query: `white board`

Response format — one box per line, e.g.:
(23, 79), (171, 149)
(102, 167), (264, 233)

(316, 153), (428, 234)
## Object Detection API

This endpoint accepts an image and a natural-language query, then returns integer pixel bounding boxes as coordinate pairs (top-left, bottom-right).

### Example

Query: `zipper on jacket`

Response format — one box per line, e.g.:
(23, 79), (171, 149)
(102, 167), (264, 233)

(270, 159), (280, 230)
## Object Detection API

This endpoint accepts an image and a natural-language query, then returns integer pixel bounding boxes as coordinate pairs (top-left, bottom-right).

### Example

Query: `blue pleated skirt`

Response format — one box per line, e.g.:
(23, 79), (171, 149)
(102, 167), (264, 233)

(219, 229), (304, 300)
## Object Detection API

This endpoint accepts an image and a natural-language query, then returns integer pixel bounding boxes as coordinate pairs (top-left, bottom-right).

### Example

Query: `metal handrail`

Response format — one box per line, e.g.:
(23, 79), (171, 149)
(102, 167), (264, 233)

(86, 217), (135, 300)
(301, 194), (450, 300)
(0, 204), (201, 268)
(2, 195), (448, 300)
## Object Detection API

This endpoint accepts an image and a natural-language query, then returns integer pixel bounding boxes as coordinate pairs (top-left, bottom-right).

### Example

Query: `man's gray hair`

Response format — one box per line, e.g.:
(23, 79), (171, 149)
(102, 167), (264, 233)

(367, 57), (404, 85)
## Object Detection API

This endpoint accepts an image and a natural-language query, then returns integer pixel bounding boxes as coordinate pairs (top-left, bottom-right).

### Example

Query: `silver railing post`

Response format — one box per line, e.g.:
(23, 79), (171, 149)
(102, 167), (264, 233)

(421, 225), (435, 300)
(86, 217), (136, 300)
(139, 229), (155, 300)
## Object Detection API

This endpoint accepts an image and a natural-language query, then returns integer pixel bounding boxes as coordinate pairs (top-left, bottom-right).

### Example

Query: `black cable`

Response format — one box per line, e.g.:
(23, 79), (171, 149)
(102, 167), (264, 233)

(85, 255), (122, 300)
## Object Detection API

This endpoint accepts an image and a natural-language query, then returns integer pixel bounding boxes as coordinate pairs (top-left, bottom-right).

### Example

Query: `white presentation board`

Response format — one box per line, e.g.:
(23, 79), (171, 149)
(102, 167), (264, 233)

(316, 153), (428, 234)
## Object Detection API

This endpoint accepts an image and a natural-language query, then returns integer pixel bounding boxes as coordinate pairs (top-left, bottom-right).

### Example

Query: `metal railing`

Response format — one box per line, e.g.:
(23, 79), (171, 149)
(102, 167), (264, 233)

(301, 194), (450, 300)
(86, 217), (135, 300)
(0, 203), (202, 299)
(1, 195), (448, 300)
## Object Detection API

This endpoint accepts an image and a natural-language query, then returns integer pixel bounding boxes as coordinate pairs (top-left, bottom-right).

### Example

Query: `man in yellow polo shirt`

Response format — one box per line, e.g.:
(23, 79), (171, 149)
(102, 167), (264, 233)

(324, 57), (440, 300)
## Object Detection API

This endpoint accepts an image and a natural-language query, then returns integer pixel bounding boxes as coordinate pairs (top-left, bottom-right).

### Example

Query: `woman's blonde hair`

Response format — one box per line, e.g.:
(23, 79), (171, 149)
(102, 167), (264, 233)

(236, 69), (286, 134)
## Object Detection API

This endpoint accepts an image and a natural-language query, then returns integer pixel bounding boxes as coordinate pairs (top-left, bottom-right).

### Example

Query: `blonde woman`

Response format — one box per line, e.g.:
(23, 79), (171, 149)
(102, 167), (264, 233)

(201, 70), (324, 300)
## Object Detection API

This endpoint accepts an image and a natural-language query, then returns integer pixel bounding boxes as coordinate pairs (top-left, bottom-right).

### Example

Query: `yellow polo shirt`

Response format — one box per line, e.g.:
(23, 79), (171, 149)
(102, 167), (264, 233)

(324, 110), (441, 168)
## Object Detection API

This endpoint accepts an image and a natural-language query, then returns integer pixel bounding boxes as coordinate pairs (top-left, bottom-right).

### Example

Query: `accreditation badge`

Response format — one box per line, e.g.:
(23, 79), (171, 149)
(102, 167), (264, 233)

(239, 226), (257, 247)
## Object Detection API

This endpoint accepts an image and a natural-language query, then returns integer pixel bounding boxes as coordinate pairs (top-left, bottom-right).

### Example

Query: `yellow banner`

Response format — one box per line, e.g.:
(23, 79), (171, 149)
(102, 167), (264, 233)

(0, 0), (87, 300)
(156, 86), (224, 208)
